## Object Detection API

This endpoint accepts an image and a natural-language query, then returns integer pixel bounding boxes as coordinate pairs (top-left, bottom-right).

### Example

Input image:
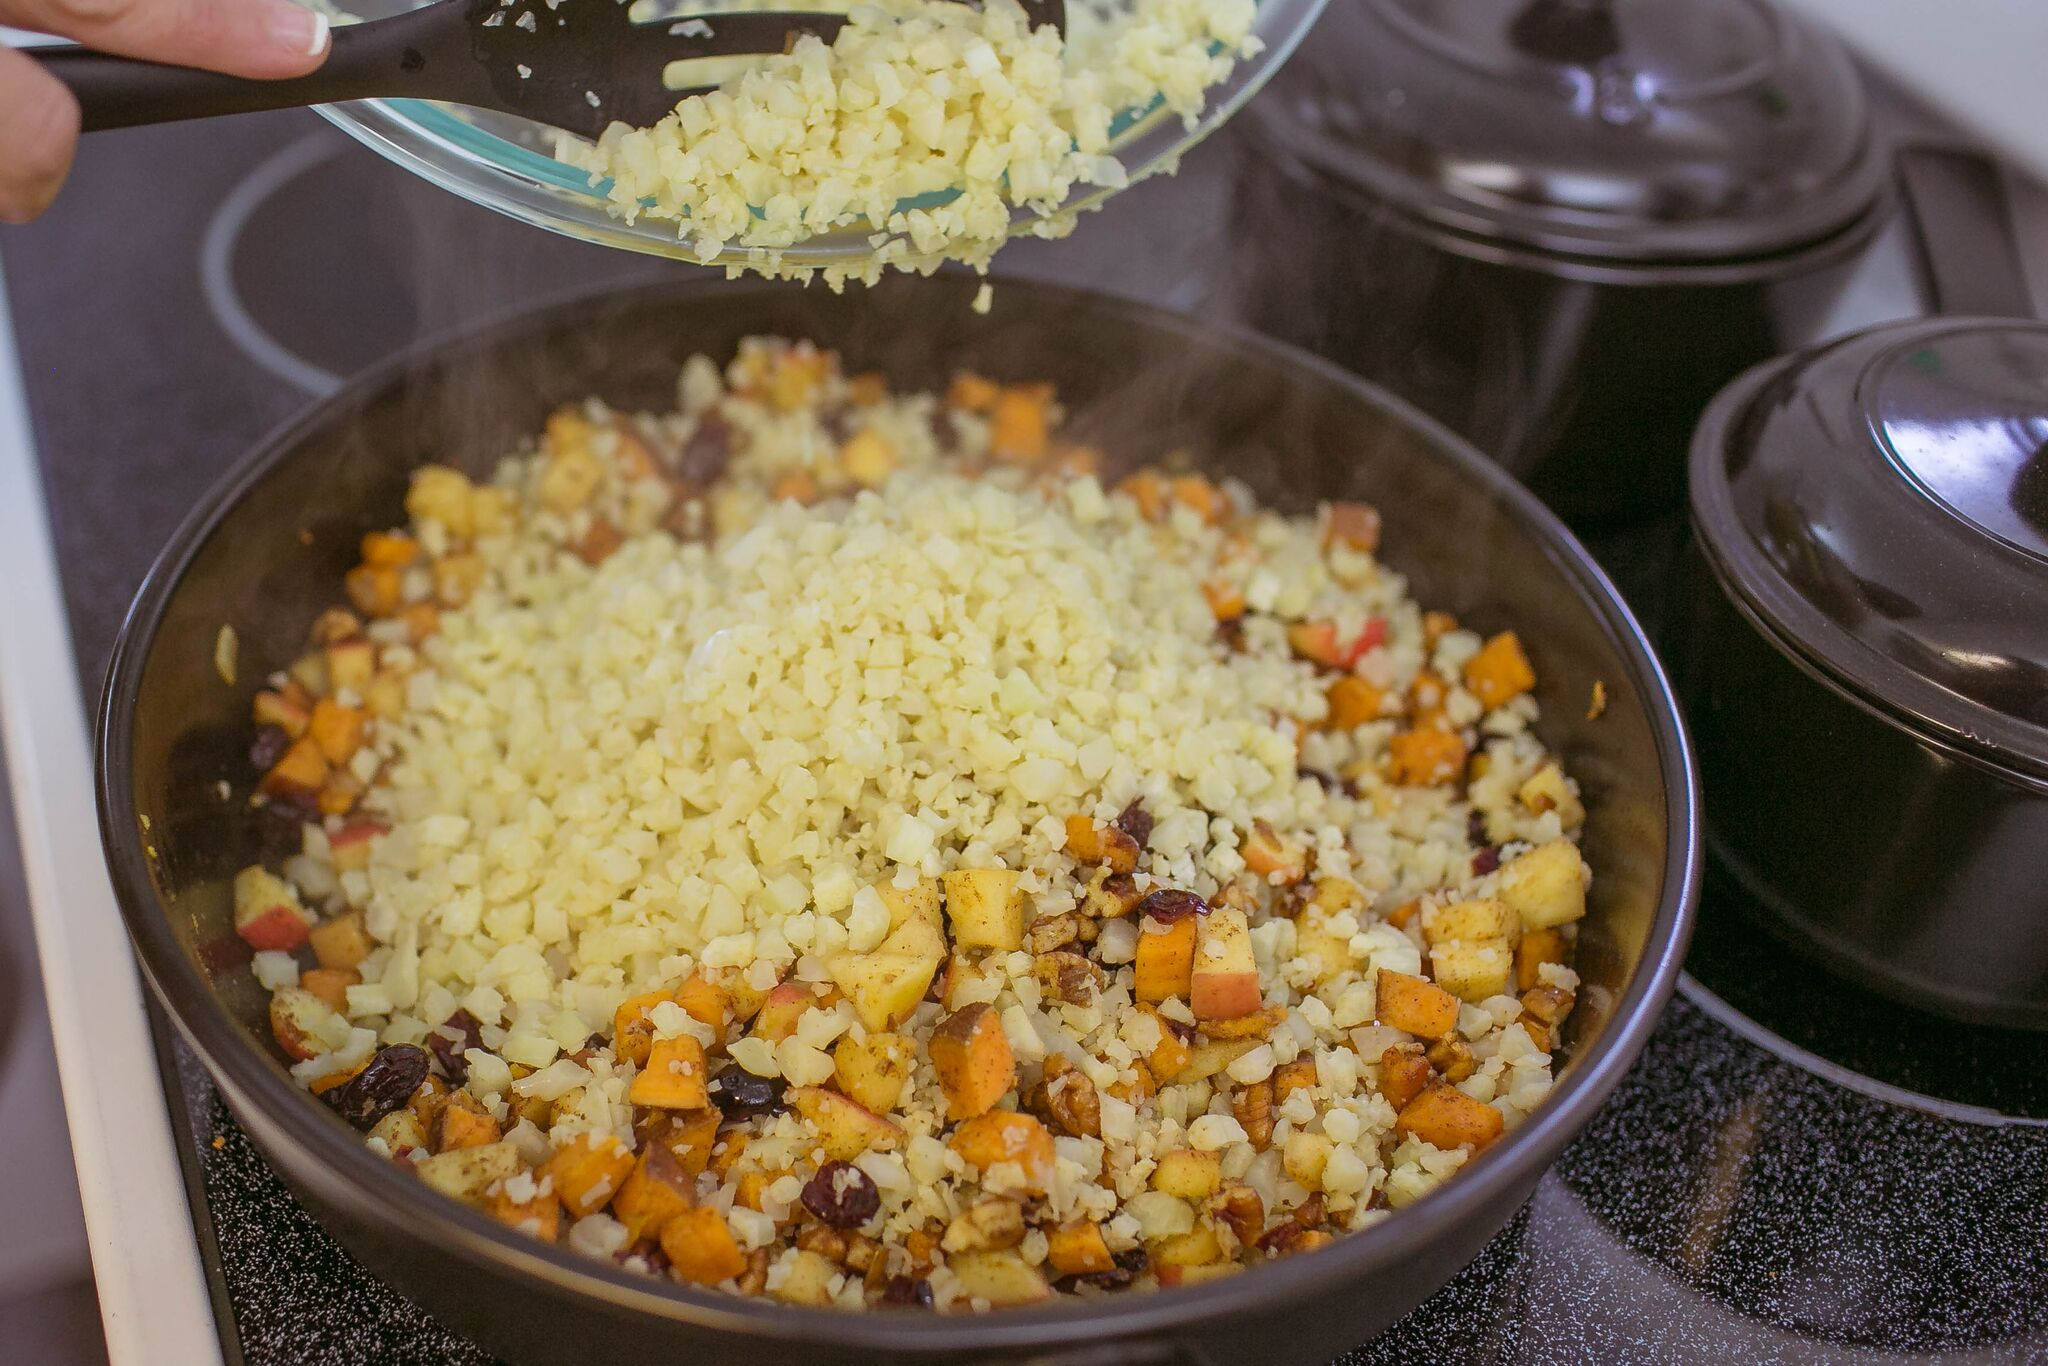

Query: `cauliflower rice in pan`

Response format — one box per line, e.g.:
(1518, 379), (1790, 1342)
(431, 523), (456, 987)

(234, 339), (1590, 1310)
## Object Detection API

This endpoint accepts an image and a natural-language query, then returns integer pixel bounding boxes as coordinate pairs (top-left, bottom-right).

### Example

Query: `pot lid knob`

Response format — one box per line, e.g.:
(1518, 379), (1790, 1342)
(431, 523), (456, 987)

(1251, 0), (1886, 266)
(1693, 319), (2048, 780)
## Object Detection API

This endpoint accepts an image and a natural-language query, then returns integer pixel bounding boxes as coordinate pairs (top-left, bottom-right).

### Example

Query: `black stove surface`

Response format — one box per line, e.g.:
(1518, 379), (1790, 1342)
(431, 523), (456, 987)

(5, 111), (2044, 1366)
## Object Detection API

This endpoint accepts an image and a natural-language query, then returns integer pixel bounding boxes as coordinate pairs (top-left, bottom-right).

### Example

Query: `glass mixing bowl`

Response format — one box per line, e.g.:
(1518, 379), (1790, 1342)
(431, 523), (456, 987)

(313, 0), (1329, 265)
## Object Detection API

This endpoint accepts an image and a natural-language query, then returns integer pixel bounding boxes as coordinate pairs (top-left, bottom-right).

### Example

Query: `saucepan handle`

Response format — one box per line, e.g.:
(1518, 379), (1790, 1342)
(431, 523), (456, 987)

(1894, 140), (2036, 319)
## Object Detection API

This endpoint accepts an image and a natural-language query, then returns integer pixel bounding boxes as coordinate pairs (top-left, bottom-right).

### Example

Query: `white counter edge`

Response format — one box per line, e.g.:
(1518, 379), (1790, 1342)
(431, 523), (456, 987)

(0, 251), (224, 1366)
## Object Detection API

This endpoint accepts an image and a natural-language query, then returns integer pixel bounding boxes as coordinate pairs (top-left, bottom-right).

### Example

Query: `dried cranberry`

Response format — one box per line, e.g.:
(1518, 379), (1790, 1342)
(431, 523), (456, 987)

(1466, 809), (1490, 847)
(821, 407), (853, 444)
(252, 793), (316, 857)
(1471, 846), (1501, 876)
(880, 1275), (934, 1308)
(800, 1160), (880, 1228)
(707, 1064), (785, 1122)
(426, 1009), (484, 1084)
(1115, 800), (1154, 850)
(330, 1044), (429, 1130)
(1135, 889), (1209, 923)
(249, 724), (291, 774)
(677, 413), (733, 485)
(1215, 617), (1246, 652)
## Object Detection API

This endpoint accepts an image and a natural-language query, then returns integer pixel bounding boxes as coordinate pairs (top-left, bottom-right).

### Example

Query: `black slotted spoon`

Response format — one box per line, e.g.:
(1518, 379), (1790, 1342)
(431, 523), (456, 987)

(30, 0), (1065, 140)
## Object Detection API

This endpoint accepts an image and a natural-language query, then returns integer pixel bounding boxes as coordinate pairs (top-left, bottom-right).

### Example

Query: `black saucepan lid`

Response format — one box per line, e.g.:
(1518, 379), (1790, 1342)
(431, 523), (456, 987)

(1689, 317), (2048, 789)
(1249, 0), (1888, 274)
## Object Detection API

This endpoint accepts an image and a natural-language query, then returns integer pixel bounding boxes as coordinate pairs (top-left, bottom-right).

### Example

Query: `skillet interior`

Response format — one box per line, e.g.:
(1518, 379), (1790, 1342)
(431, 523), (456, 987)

(100, 272), (1696, 1364)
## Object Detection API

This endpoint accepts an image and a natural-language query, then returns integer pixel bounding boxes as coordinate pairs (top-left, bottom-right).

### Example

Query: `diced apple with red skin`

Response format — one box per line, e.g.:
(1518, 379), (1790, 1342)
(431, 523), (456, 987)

(268, 985), (336, 1060)
(749, 982), (839, 1043)
(786, 1086), (903, 1162)
(252, 689), (310, 738)
(233, 866), (313, 951)
(1286, 617), (1388, 670)
(328, 820), (384, 873)
(943, 869), (1028, 951)
(1190, 907), (1261, 1021)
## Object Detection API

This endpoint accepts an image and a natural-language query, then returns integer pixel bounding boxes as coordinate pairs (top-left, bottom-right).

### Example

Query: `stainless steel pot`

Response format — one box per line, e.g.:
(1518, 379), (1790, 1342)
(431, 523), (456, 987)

(1233, 0), (1892, 529)
(97, 275), (1699, 1364)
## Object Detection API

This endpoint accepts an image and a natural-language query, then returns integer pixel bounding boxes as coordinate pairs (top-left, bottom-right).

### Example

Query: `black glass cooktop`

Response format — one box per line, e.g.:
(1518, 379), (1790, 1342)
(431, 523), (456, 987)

(5, 111), (2044, 1365)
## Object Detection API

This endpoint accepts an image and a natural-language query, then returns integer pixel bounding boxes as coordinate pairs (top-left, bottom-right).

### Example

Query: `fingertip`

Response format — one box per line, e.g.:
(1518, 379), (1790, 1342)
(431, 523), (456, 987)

(264, 3), (331, 70)
(0, 53), (80, 224)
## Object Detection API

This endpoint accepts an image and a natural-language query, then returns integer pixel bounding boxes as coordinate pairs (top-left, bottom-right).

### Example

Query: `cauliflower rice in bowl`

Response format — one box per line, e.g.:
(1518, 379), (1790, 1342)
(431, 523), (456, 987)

(230, 338), (1593, 1311)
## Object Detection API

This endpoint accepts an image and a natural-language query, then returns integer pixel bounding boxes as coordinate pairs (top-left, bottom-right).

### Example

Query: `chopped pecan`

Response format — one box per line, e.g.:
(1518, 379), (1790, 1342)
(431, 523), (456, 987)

(310, 607), (363, 646)
(1078, 869), (1145, 920)
(1031, 1054), (1101, 1138)
(1426, 1037), (1478, 1084)
(1213, 1182), (1265, 1249)
(1521, 985), (1574, 1025)
(1025, 913), (1084, 955)
(841, 1232), (878, 1274)
(735, 1247), (772, 1296)
(1255, 1221), (1334, 1257)
(942, 1197), (1026, 1253)
(1231, 1077), (1274, 1150)
(796, 1225), (848, 1262)
(1295, 1193), (1328, 1229)
(1035, 949), (1104, 1005)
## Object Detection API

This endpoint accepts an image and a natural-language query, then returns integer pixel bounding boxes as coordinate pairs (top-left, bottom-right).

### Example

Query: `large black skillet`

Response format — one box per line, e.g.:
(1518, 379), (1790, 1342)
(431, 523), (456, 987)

(97, 274), (1698, 1365)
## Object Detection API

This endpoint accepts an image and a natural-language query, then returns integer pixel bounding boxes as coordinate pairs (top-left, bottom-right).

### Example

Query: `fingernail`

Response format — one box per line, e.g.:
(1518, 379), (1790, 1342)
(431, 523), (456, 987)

(270, 5), (330, 57)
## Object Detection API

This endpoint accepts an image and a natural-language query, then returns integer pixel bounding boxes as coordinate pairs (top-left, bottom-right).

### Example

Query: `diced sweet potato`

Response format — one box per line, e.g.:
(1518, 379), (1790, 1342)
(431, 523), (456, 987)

(308, 909), (372, 970)
(1135, 1005), (1192, 1084)
(1045, 1220), (1116, 1276)
(630, 1037), (710, 1110)
(1241, 820), (1305, 884)
(1375, 969), (1459, 1040)
(1396, 1083), (1505, 1152)
(259, 735), (329, 801)
(1386, 727), (1469, 787)
(1325, 675), (1386, 730)
(308, 698), (367, 768)
(929, 1002), (1015, 1121)
(344, 563), (402, 617)
(1133, 915), (1197, 1004)
(483, 1180), (561, 1242)
(662, 1206), (749, 1285)
(1063, 814), (1139, 873)
(655, 1107), (723, 1179)
(360, 530), (418, 568)
(1202, 579), (1246, 622)
(673, 972), (731, 1034)
(988, 387), (1049, 463)
(613, 988), (673, 1067)
(1464, 631), (1536, 709)
(948, 1111), (1055, 1195)
(787, 1086), (903, 1162)
(543, 1134), (635, 1218)
(613, 1141), (696, 1244)
(298, 966), (359, 1012)
(439, 1089), (502, 1152)
(1377, 1044), (1433, 1112)
(1516, 928), (1569, 992)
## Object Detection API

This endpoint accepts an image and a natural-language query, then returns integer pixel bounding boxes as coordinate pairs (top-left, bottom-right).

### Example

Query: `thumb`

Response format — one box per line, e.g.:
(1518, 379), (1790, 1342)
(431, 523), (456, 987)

(3, 0), (331, 79)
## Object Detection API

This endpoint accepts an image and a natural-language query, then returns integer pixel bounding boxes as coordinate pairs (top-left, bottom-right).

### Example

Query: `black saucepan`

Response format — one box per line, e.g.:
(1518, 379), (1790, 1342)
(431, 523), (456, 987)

(97, 275), (1698, 1364)
(1233, 0), (1892, 530)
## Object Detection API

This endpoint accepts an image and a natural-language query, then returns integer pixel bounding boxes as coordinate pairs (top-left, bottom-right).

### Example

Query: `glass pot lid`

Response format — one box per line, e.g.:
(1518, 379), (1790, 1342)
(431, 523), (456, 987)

(1691, 318), (2048, 785)
(1248, 0), (1887, 269)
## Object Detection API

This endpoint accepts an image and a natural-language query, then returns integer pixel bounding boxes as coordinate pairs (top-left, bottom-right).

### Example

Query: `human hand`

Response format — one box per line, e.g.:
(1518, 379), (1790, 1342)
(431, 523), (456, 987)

(0, 0), (330, 222)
